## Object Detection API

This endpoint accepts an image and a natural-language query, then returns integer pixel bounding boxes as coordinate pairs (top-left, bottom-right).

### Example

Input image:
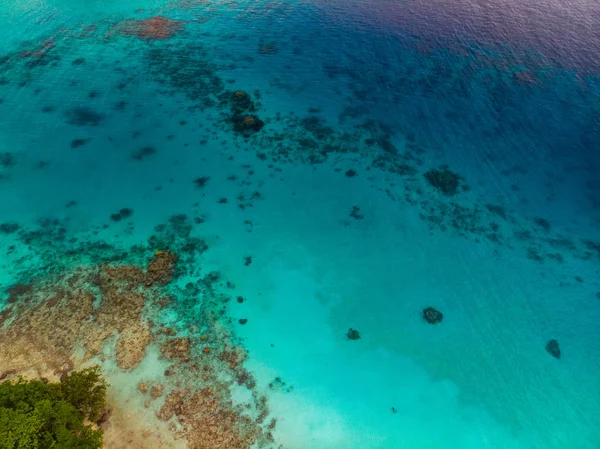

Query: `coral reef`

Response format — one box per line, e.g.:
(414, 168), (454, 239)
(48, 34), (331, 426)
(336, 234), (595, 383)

(0, 253), (170, 377)
(115, 323), (153, 370)
(160, 337), (191, 361)
(232, 115), (265, 133)
(220, 90), (265, 134)
(545, 339), (561, 359)
(66, 107), (104, 126)
(117, 16), (184, 41)
(0, 153), (16, 168)
(346, 328), (361, 340)
(132, 146), (157, 161)
(349, 206), (364, 220)
(71, 138), (89, 149)
(423, 307), (443, 324)
(424, 168), (462, 196)
(194, 176), (210, 188)
(229, 91), (256, 115)
(146, 250), (178, 286)
(0, 217), (277, 448)
(0, 222), (19, 234)
(111, 208), (134, 222)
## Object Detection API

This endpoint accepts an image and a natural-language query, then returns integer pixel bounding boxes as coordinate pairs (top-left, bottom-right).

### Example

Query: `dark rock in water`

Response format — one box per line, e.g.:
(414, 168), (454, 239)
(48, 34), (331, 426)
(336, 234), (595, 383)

(546, 339), (561, 359)
(346, 328), (360, 340)
(423, 307), (443, 324)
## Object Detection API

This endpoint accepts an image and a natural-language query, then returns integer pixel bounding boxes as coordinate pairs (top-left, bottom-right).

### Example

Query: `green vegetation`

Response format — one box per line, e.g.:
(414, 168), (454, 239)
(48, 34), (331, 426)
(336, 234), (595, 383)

(0, 367), (107, 449)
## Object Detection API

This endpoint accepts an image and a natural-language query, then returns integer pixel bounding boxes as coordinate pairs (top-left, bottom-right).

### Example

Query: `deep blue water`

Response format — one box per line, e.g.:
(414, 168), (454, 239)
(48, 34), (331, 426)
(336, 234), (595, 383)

(0, 0), (599, 447)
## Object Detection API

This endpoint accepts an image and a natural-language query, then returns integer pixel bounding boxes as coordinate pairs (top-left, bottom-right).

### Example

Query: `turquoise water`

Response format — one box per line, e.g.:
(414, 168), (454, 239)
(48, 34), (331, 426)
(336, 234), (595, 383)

(1, 0), (599, 447)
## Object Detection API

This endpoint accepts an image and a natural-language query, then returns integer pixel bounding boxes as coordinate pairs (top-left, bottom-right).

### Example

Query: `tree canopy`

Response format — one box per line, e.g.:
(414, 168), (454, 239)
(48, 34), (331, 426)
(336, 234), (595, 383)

(0, 366), (107, 449)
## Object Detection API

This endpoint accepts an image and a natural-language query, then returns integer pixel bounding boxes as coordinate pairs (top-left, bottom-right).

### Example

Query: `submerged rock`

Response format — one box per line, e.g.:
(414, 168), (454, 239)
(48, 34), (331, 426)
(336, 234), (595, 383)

(546, 338), (561, 359)
(423, 307), (443, 324)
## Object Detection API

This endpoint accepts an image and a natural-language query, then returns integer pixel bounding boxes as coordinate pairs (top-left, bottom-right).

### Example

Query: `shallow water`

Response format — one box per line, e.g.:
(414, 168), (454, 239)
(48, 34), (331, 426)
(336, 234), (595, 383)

(0, 0), (599, 448)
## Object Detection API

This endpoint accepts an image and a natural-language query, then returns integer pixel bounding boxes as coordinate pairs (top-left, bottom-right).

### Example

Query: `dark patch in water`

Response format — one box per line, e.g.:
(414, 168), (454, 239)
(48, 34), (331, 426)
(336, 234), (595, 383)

(71, 139), (89, 149)
(132, 146), (156, 161)
(0, 222), (19, 234)
(66, 107), (104, 126)
(0, 153), (16, 168)
(546, 339), (561, 359)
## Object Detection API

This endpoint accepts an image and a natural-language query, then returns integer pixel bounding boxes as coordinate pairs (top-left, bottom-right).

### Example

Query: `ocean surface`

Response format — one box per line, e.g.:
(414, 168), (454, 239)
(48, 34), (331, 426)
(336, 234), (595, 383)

(0, 0), (599, 447)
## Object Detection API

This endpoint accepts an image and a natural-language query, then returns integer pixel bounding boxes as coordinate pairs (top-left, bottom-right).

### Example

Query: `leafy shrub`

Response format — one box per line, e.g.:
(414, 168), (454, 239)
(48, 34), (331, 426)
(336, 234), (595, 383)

(0, 367), (107, 448)
(60, 367), (107, 423)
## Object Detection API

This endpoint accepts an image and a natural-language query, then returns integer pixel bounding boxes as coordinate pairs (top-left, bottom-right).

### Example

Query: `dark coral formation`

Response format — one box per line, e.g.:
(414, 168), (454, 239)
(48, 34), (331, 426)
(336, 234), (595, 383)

(145, 250), (178, 286)
(546, 338), (561, 359)
(70, 138), (89, 148)
(534, 217), (551, 232)
(110, 207), (133, 222)
(229, 91), (256, 115)
(0, 152), (16, 168)
(0, 222), (19, 234)
(423, 307), (443, 324)
(232, 114), (265, 133)
(160, 337), (191, 361)
(5, 282), (32, 304)
(346, 328), (361, 340)
(132, 146), (156, 161)
(223, 90), (265, 134)
(17, 37), (60, 69)
(143, 46), (224, 109)
(194, 176), (210, 188)
(424, 168), (462, 196)
(349, 206), (364, 220)
(65, 107), (104, 126)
